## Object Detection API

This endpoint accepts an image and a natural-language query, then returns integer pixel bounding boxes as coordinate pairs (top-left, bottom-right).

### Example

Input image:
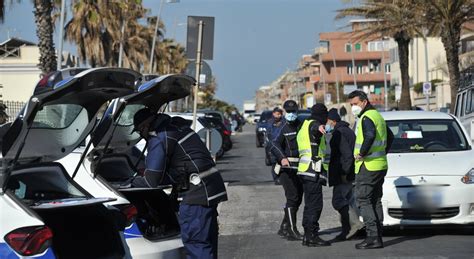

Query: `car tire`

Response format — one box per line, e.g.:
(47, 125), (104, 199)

(216, 148), (225, 159)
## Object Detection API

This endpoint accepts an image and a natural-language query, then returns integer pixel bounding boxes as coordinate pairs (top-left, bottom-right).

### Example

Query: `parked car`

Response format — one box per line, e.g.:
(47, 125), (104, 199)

(201, 116), (233, 157)
(83, 75), (196, 258)
(382, 111), (474, 226)
(453, 66), (474, 141)
(255, 111), (273, 147)
(0, 68), (139, 258)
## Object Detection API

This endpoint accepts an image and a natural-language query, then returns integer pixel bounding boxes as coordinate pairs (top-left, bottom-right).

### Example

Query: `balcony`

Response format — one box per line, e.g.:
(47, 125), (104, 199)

(320, 50), (388, 62)
(322, 72), (390, 84)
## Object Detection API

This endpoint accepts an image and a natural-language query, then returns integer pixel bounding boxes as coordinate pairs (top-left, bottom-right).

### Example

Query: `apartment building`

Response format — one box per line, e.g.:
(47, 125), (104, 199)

(319, 20), (391, 106)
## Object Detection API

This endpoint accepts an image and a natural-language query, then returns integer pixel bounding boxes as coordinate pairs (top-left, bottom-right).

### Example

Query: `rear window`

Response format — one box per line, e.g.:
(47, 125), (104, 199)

(117, 104), (145, 126)
(32, 104), (83, 129)
(387, 119), (469, 153)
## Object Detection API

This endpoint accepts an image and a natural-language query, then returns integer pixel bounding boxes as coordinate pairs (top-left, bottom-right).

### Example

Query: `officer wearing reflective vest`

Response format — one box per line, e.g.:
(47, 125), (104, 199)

(129, 108), (228, 259)
(268, 100), (304, 241)
(296, 103), (331, 247)
(348, 91), (393, 250)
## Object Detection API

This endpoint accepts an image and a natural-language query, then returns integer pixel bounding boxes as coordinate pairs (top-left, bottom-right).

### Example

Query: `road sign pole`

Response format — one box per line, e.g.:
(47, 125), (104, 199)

(192, 20), (204, 131)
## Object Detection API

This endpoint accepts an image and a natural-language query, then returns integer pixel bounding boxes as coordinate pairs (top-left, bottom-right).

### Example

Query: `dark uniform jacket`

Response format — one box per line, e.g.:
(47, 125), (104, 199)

(328, 121), (355, 186)
(265, 118), (286, 164)
(133, 117), (228, 206)
(269, 119), (301, 171)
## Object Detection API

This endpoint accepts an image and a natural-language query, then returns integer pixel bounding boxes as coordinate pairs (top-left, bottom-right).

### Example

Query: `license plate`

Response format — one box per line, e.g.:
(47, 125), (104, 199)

(407, 190), (442, 207)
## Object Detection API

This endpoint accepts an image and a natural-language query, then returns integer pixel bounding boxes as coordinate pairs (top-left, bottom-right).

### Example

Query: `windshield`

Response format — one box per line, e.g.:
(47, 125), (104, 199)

(32, 104), (83, 129)
(387, 119), (469, 153)
(117, 104), (145, 126)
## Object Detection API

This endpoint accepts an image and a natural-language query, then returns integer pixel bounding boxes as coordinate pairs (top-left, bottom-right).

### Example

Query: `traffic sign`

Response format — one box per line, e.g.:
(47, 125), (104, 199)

(395, 85), (402, 101)
(423, 82), (432, 95)
(185, 60), (212, 87)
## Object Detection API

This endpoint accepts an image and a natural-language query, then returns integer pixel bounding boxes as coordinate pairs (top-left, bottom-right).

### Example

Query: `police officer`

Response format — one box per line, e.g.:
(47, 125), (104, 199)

(296, 103), (331, 247)
(265, 107), (286, 184)
(325, 108), (363, 242)
(268, 100), (304, 241)
(348, 91), (393, 249)
(130, 108), (228, 258)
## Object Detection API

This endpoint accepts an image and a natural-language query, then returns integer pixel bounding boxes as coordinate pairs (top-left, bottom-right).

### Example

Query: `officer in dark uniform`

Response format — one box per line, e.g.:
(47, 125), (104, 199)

(268, 100), (304, 241)
(130, 108), (228, 259)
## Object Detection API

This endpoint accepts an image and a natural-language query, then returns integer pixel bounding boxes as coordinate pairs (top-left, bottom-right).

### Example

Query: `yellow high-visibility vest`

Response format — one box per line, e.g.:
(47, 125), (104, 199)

(297, 120), (327, 172)
(354, 109), (388, 174)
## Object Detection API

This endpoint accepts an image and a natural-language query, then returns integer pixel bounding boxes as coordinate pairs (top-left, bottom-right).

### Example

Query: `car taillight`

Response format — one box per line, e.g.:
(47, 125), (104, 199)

(120, 204), (138, 226)
(5, 226), (53, 256)
(223, 130), (231, 136)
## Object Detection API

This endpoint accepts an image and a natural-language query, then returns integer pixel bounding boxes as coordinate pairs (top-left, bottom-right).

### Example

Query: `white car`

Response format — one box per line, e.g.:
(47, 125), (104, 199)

(75, 74), (196, 258)
(0, 68), (139, 258)
(382, 111), (474, 226)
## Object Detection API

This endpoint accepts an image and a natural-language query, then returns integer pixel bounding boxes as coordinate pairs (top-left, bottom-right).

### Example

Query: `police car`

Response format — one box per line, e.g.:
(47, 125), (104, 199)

(71, 74), (196, 258)
(382, 111), (474, 226)
(0, 68), (140, 258)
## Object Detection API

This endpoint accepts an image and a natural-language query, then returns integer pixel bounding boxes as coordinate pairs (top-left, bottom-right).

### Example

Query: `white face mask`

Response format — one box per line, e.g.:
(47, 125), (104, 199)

(351, 105), (362, 116)
(285, 112), (297, 122)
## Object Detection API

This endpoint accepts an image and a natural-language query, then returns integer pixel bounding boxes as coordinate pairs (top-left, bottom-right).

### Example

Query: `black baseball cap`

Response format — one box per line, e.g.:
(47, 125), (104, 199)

(283, 100), (298, 112)
(132, 108), (156, 133)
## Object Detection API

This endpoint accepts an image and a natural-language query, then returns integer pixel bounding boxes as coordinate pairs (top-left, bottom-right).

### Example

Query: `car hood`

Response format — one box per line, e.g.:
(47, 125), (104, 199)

(90, 74), (195, 154)
(386, 150), (474, 178)
(0, 68), (140, 186)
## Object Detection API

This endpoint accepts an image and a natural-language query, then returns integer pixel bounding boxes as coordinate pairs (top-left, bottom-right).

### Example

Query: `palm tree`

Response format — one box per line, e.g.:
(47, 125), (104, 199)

(153, 38), (187, 74)
(33, 0), (57, 74)
(1, 0), (5, 22)
(337, 0), (425, 110)
(421, 0), (474, 107)
(65, 1), (114, 67)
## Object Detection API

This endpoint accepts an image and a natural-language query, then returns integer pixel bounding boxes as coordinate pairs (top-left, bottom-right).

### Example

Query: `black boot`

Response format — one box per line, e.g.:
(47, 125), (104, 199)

(355, 237), (383, 249)
(277, 212), (289, 237)
(302, 231), (331, 247)
(346, 205), (364, 239)
(285, 207), (303, 241)
(331, 206), (350, 242)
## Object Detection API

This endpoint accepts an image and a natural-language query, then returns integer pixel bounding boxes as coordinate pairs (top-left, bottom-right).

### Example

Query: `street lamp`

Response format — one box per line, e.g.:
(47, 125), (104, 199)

(381, 36), (389, 111)
(149, 0), (180, 74)
(57, 0), (66, 70)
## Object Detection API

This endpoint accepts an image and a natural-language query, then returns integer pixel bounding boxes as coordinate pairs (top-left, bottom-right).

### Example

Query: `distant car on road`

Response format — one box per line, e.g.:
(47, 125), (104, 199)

(382, 111), (474, 226)
(255, 110), (273, 147)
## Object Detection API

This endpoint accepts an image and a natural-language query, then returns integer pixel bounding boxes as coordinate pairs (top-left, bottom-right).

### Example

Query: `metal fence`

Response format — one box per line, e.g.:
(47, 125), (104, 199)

(1, 100), (26, 123)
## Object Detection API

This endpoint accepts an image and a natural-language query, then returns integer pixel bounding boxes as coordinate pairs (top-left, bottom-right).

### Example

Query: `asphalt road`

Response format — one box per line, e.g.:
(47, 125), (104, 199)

(216, 125), (474, 259)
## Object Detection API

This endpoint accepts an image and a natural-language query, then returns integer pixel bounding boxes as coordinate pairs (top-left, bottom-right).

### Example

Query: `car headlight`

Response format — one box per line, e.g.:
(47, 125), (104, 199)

(461, 169), (474, 184)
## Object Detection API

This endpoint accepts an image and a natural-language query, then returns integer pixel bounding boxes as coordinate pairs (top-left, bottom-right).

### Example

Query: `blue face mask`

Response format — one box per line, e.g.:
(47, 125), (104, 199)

(285, 113), (297, 122)
(325, 124), (333, 133)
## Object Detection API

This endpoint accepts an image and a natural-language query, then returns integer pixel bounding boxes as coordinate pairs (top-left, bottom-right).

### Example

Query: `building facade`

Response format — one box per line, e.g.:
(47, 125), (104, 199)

(0, 37), (78, 119)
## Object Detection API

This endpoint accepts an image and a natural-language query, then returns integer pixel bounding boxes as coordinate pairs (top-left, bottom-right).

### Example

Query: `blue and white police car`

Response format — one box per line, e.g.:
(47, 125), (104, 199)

(69, 74), (196, 258)
(0, 68), (140, 258)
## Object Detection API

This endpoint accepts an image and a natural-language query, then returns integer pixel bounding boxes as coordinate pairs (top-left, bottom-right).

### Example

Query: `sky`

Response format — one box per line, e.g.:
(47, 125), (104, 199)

(0, 0), (350, 109)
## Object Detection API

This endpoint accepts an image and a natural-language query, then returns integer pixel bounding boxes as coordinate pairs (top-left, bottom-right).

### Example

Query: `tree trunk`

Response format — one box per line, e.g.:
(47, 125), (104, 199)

(33, 0), (57, 75)
(440, 26), (461, 109)
(395, 34), (412, 110)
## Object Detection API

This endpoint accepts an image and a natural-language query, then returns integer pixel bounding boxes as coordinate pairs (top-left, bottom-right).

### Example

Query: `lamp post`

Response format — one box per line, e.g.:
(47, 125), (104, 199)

(57, 0), (66, 70)
(381, 37), (389, 111)
(149, 0), (180, 74)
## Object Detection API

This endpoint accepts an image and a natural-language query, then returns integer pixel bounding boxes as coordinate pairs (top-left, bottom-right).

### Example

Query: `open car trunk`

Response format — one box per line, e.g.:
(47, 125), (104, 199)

(85, 74), (195, 241)
(92, 153), (180, 241)
(6, 163), (125, 259)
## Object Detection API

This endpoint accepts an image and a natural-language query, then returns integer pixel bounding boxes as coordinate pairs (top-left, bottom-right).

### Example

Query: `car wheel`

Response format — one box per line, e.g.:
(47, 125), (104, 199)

(216, 148), (225, 159)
